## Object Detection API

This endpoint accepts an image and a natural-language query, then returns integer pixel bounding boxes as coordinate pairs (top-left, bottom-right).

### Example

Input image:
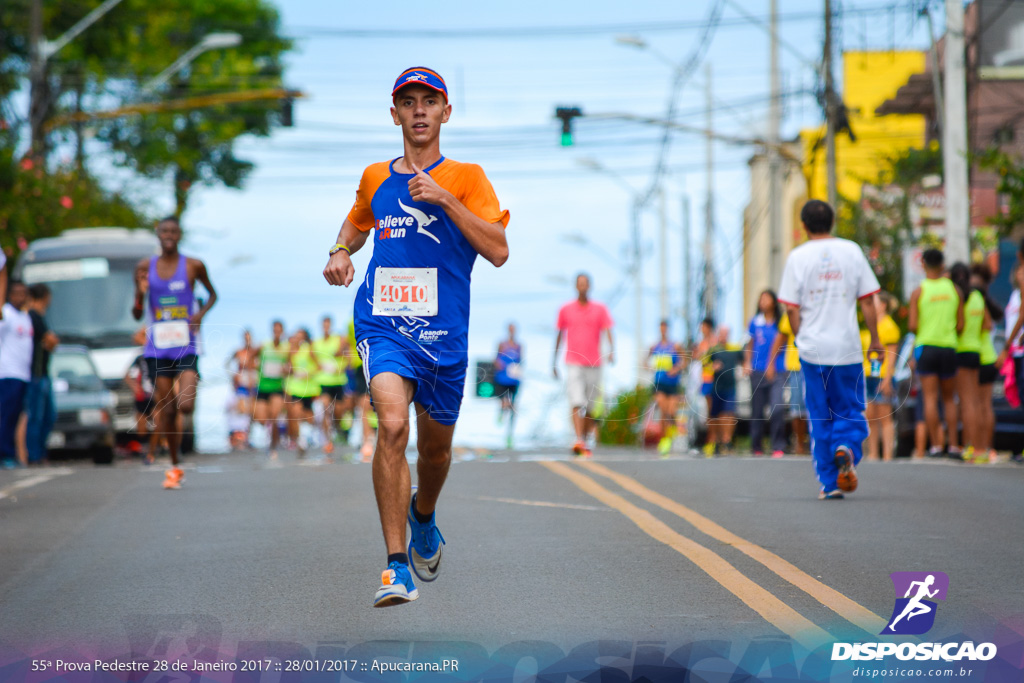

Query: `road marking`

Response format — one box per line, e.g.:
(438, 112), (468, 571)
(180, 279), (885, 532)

(578, 460), (888, 635)
(0, 468), (73, 501)
(541, 461), (831, 650)
(475, 495), (608, 511)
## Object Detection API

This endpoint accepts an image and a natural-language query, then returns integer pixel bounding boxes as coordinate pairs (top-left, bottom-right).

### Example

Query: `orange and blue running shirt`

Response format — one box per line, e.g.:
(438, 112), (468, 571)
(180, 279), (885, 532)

(347, 157), (509, 363)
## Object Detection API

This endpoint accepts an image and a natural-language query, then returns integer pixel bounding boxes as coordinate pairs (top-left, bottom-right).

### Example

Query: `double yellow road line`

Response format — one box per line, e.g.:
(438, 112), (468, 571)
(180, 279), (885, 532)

(541, 460), (887, 650)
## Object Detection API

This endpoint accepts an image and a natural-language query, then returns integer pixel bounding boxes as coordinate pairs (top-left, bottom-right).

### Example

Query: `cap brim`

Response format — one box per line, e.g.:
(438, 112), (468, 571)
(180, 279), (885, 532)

(392, 82), (447, 98)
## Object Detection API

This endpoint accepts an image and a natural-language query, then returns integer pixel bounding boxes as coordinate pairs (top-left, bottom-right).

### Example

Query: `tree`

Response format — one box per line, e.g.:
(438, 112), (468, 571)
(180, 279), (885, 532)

(837, 144), (943, 301)
(0, 0), (293, 216)
(0, 128), (151, 258)
(976, 147), (1024, 237)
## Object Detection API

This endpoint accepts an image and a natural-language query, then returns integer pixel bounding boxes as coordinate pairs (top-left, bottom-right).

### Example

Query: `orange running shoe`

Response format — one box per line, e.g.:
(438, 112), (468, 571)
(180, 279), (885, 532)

(572, 441), (585, 456)
(361, 441), (374, 463)
(835, 446), (858, 493)
(163, 467), (184, 490)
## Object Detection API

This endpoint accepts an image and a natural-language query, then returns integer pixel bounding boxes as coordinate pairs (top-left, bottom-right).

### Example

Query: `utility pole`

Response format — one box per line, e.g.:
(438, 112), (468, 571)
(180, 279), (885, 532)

(824, 0), (838, 208)
(703, 63), (717, 321)
(682, 194), (692, 343)
(27, 0), (127, 159)
(632, 199), (645, 385)
(659, 187), (668, 321)
(944, 0), (970, 264)
(923, 4), (945, 138)
(768, 0), (783, 287)
(28, 0), (47, 157)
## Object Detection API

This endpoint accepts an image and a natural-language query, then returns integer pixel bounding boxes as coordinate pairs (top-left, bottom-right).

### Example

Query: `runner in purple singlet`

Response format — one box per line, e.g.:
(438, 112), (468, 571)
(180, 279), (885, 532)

(132, 217), (217, 489)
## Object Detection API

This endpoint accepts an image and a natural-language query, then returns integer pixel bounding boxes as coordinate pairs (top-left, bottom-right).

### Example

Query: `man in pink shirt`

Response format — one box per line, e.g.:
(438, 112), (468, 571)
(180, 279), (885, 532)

(553, 273), (614, 457)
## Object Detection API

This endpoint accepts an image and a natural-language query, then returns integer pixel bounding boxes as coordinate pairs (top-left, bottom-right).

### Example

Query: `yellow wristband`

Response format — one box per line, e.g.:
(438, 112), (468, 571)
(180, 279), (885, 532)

(329, 243), (351, 256)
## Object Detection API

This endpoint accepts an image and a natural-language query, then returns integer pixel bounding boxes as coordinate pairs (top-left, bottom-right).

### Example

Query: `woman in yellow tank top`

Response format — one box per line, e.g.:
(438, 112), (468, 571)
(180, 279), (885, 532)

(970, 264), (1003, 464)
(950, 263), (990, 461)
(908, 249), (964, 458)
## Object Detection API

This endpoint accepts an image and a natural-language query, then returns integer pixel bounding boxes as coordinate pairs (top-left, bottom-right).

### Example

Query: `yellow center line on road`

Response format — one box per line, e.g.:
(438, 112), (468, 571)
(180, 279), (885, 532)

(474, 495), (608, 511)
(541, 461), (831, 650)
(578, 460), (888, 636)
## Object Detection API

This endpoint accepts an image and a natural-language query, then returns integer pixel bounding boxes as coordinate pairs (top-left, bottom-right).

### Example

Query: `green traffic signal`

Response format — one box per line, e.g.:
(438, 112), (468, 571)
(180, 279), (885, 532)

(478, 382), (495, 398)
(560, 132), (573, 147)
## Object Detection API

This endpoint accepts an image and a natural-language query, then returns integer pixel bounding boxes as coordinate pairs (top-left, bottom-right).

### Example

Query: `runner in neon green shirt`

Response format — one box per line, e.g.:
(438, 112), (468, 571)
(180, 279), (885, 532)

(285, 328), (320, 456)
(313, 315), (348, 456)
(255, 320), (289, 457)
(909, 249), (964, 458)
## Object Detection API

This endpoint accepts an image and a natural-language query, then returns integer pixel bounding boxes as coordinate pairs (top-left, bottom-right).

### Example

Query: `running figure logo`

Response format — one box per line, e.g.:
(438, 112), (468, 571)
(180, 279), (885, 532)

(882, 571), (949, 635)
(398, 199), (440, 244)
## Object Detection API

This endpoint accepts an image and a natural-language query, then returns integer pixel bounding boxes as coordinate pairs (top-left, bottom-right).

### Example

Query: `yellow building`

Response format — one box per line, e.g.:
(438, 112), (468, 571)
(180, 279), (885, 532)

(801, 51), (927, 201)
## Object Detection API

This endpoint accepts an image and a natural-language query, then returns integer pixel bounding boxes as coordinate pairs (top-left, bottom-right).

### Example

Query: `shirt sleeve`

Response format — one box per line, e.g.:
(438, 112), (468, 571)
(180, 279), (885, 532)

(345, 162), (390, 232)
(777, 256), (801, 306)
(556, 305), (568, 331)
(455, 164), (510, 228)
(600, 304), (613, 330)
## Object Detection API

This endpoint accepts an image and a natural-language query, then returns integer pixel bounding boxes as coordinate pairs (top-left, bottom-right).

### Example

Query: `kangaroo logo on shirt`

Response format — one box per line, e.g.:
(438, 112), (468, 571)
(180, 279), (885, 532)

(398, 199), (441, 244)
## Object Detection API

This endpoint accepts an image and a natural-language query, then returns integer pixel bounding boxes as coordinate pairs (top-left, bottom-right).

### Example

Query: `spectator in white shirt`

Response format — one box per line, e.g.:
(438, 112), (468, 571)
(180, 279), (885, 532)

(778, 201), (882, 500)
(0, 281), (34, 467)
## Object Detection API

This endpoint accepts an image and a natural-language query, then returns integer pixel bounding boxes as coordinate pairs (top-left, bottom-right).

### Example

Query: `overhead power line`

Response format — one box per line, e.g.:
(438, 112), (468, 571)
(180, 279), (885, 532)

(284, 3), (915, 40)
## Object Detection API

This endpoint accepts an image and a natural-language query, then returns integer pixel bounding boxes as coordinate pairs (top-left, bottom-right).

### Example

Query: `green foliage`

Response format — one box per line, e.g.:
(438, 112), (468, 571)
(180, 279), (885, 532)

(0, 0), (293, 215)
(0, 130), (151, 258)
(598, 385), (653, 446)
(837, 144), (944, 301)
(976, 147), (1024, 236)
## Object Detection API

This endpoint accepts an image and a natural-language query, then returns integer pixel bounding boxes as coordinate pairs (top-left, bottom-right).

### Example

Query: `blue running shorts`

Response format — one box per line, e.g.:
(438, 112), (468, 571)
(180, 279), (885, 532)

(358, 336), (467, 426)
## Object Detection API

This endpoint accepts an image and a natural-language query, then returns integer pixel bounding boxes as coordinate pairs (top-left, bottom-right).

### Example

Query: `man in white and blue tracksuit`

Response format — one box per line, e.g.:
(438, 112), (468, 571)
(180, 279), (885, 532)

(777, 200), (882, 500)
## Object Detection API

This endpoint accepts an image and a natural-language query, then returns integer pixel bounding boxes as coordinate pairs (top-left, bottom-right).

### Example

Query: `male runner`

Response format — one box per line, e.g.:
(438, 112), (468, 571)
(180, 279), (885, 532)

(553, 273), (614, 457)
(648, 320), (686, 456)
(493, 322), (523, 449)
(284, 328), (320, 456)
(323, 67), (509, 607)
(132, 217), (217, 489)
(228, 329), (259, 426)
(778, 200), (880, 500)
(313, 315), (348, 456)
(254, 321), (288, 457)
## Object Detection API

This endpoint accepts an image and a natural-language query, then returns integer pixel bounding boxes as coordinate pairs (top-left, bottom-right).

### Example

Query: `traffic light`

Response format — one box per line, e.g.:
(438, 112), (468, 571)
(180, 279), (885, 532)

(475, 360), (497, 398)
(555, 106), (582, 146)
(281, 97), (294, 127)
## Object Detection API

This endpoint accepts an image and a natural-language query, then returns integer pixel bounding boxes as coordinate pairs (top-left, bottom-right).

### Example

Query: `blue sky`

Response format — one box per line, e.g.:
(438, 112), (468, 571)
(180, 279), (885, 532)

(94, 0), (933, 448)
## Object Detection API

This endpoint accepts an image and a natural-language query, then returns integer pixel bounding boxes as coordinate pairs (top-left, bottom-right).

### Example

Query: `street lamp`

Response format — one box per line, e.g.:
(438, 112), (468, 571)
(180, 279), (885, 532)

(614, 34), (679, 72)
(575, 157), (646, 386)
(142, 32), (243, 94)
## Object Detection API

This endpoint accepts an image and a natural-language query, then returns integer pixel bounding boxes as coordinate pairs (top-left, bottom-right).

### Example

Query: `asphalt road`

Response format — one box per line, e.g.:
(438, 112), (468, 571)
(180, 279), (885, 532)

(1, 446), (1022, 679)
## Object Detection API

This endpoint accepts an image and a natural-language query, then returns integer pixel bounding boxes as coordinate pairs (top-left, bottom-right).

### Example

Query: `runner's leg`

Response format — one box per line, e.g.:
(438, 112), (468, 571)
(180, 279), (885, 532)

(370, 372), (416, 555)
(152, 375), (177, 466)
(940, 376), (958, 451)
(921, 375), (942, 449)
(413, 408), (455, 517)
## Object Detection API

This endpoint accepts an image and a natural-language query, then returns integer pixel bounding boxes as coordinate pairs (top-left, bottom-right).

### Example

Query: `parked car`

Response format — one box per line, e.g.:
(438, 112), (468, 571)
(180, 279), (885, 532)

(47, 345), (117, 464)
(893, 332), (1024, 458)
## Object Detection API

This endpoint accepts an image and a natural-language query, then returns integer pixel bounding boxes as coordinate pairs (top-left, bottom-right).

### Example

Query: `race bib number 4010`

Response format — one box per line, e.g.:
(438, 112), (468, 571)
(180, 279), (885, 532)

(372, 267), (438, 317)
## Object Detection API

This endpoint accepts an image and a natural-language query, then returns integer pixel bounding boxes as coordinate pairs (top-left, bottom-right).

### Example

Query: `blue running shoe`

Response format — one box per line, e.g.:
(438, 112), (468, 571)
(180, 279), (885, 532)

(407, 494), (445, 582)
(373, 562), (418, 607)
